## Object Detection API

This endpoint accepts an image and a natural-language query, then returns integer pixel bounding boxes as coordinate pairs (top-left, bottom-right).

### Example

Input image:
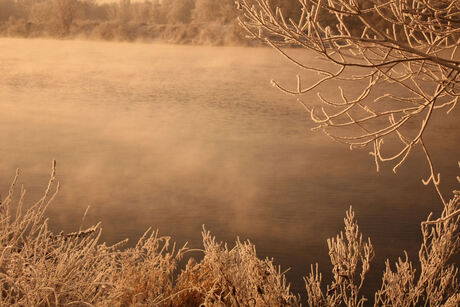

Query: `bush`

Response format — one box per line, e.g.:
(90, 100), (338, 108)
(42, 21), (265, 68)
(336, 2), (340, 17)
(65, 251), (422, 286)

(1, 158), (458, 306)
(0, 162), (298, 306)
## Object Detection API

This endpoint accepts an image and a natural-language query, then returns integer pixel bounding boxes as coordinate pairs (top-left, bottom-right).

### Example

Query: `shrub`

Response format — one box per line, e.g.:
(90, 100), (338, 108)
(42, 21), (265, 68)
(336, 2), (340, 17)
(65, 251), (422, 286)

(0, 162), (298, 306)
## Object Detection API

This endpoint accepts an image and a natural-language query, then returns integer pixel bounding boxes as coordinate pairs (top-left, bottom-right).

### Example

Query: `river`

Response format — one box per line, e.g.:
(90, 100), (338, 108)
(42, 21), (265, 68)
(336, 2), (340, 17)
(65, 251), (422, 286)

(0, 37), (458, 297)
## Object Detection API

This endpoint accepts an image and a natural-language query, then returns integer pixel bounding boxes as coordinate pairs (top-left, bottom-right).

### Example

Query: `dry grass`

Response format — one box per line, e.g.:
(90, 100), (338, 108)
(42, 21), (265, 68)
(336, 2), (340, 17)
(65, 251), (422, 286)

(0, 162), (298, 306)
(0, 162), (180, 306)
(173, 227), (300, 306)
(305, 191), (459, 307)
(1, 161), (458, 306)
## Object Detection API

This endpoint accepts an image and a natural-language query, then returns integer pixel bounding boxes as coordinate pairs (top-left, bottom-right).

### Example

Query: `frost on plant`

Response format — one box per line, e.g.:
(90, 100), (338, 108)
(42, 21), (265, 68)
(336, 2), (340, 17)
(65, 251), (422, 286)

(305, 207), (374, 307)
(174, 227), (300, 306)
(305, 192), (459, 306)
(0, 162), (298, 306)
(237, 0), (459, 192)
(237, 2), (460, 304)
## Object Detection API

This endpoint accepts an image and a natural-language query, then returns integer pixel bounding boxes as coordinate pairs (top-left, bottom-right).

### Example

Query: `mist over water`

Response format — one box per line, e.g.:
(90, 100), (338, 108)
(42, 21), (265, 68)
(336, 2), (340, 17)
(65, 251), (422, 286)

(0, 38), (458, 296)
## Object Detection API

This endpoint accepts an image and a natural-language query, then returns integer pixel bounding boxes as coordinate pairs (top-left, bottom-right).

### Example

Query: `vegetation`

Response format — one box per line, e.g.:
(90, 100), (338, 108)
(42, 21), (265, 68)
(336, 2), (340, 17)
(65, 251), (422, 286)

(1, 162), (458, 306)
(0, 162), (300, 306)
(0, 0), (250, 44)
(238, 0), (460, 305)
(238, 0), (459, 179)
(1, 0), (459, 306)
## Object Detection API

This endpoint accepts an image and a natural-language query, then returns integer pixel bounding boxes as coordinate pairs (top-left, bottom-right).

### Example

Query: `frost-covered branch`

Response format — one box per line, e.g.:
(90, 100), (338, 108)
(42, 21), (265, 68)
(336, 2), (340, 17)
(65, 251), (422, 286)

(238, 0), (459, 194)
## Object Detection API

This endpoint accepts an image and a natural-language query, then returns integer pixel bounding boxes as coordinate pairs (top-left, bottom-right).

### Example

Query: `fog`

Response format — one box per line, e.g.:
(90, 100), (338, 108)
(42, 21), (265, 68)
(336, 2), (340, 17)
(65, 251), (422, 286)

(0, 38), (458, 295)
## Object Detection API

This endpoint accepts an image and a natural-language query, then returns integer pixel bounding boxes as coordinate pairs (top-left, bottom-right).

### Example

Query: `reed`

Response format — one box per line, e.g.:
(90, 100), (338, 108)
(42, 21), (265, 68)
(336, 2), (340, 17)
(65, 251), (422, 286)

(1, 161), (458, 306)
(0, 161), (299, 306)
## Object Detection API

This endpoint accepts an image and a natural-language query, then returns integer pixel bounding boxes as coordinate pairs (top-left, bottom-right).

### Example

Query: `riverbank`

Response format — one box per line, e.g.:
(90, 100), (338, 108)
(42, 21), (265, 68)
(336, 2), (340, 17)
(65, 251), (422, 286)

(0, 166), (300, 305)
(0, 19), (253, 46)
(2, 166), (459, 306)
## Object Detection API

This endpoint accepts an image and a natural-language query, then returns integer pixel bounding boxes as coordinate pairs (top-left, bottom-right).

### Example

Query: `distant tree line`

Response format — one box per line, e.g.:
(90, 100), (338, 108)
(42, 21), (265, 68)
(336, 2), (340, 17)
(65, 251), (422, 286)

(0, 0), (309, 44)
(0, 0), (396, 44)
(0, 0), (298, 44)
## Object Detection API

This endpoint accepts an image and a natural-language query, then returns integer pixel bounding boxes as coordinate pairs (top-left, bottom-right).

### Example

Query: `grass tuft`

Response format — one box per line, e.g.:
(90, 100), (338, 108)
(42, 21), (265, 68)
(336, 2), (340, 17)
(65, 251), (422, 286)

(1, 162), (458, 306)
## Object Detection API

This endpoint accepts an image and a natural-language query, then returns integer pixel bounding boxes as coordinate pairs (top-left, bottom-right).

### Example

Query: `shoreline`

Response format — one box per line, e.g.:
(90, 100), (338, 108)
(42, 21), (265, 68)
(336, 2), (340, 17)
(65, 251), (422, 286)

(0, 21), (258, 47)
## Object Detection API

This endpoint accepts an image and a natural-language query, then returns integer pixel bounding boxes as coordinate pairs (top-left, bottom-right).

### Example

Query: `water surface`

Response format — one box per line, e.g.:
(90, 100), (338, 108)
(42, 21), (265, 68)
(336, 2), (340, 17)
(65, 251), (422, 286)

(0, 38), (458, 296)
